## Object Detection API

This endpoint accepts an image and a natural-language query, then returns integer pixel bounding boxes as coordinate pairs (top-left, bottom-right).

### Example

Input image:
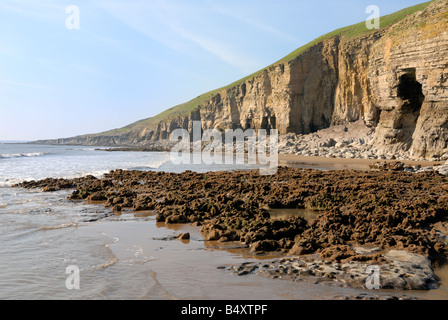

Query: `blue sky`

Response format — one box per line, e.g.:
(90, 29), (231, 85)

(0, 0), (426, 141)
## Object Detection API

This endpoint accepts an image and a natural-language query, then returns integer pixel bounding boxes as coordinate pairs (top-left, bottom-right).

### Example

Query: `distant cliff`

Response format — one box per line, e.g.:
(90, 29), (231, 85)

(35, 0), (448, 160)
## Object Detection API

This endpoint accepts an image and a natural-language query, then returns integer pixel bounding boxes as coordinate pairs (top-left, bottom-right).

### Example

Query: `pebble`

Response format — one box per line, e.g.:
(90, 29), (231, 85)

(278, 123), (447, 170)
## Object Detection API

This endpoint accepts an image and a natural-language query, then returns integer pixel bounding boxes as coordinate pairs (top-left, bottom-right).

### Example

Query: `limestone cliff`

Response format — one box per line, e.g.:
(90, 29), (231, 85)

(37, 0), (448, 160)
(369, 1), (448, 159)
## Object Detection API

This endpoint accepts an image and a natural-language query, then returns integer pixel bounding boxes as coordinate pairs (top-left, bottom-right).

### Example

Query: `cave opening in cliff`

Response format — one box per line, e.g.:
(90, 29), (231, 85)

(261, 116), (277, 134)
(397, 70), (425, 112)
(270, 116), (277, 131)
(394, 69), (425, 148)
(245, 119), (252, 130)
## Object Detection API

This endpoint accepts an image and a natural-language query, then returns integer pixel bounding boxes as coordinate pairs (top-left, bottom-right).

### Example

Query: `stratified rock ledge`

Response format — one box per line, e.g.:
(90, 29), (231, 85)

(227, 248), (439, 291)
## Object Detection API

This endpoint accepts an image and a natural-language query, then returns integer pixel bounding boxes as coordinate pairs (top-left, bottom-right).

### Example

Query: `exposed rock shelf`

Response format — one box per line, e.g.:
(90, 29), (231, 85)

(227, 248), (439, 291)
(12, 166), (448, 292)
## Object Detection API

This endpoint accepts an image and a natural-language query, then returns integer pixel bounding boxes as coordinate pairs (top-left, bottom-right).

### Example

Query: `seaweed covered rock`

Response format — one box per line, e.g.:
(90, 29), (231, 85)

(13, 167), (448, 262)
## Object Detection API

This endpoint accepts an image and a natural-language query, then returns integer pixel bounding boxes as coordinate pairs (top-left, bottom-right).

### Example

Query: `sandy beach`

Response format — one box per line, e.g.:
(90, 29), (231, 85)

(86, 213), (448, 300)
(278, 154), (444, 171)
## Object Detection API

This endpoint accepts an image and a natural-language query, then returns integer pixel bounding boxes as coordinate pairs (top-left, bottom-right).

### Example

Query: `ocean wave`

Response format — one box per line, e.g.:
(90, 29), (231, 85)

(78, 148), (98, 151)
(66, 170), (110, 180)
(0, 178), (25, 187)
(91, 257), (119, 271)
(149, 159), (170, 169)
(0, 152), (47, 159)
(0, 169), (110, 188)
(38, 221), (78, 230)
(92, 236), (119, 271)
(129, 159), (170, 171)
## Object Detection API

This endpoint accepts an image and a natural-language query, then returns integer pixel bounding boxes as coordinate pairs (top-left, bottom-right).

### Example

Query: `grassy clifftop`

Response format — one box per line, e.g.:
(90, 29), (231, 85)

(97, 1), (432, 137)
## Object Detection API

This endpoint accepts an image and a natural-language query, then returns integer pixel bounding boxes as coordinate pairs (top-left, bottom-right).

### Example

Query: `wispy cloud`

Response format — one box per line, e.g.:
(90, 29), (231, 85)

(167, 22), (261, 73)
(80, 29), (179, 73)
(205, 1), (299, 44)
(33, 57), (117, 80)
(68, 63), (116, 79)
(0, 0), (65, 21)
(0, 46), (15, 56)
(95, 0), (262, 73)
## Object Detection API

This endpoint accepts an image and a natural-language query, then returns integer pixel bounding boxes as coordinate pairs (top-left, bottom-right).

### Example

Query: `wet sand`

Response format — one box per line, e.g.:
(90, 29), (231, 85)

(90, 211), (448, 300)
(89, 212), (385, 300)
(278, 154), (443, 171)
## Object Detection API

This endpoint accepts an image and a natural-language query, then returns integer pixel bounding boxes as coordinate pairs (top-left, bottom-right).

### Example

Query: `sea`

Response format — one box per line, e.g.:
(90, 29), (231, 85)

(1, 142), (448, 300)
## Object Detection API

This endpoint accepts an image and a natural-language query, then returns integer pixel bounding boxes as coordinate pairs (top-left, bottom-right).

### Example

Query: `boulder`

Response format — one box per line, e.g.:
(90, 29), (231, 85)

(250, 240), (280, 252)
(177, 232), (190, 240)
(165, 214), (188, 224)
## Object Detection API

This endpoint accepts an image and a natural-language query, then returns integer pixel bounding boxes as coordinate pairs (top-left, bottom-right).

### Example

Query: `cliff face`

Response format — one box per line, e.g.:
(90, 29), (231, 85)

(40, 1), (448, 160)
(196, 37), (340, 136)
(368, 1), (448, 158)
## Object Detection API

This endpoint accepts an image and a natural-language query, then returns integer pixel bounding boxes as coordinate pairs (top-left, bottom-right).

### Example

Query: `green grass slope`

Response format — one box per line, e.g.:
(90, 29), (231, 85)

(97, 1), (432, 137)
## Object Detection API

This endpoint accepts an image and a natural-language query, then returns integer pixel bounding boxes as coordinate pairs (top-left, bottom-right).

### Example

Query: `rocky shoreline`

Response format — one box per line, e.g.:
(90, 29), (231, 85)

(278, 120), (448, 165)
(12, 166), (448, 295)
(97, 119), (448, 175)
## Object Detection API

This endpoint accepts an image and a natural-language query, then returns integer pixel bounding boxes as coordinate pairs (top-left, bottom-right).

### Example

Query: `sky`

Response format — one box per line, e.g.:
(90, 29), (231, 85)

(0, 0), (427, 141)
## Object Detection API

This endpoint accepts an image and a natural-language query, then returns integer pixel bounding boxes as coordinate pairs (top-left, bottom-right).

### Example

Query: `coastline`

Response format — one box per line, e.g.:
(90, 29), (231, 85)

(96, 144), (445, 171)
(12, 159), (448, 299)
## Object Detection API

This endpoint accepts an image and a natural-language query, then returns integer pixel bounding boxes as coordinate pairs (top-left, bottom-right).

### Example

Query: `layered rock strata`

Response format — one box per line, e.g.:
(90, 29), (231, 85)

(36, 1), (448, 160)
(227, 249), (439, 291)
